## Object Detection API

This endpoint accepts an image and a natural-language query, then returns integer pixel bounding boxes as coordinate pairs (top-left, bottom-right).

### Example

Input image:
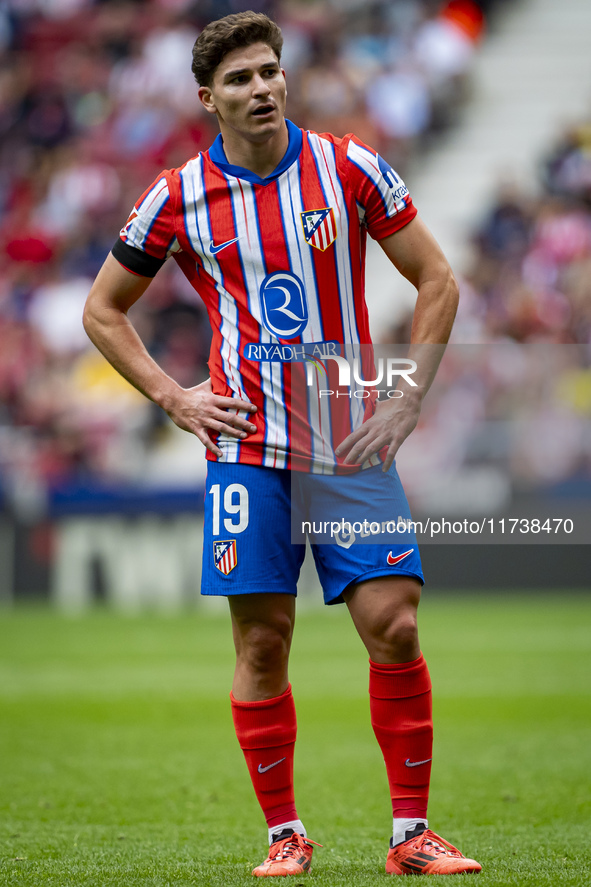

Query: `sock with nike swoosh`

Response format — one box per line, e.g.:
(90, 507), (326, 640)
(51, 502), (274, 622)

(231, 684), (299, 831)
(369, 655), (433, 825)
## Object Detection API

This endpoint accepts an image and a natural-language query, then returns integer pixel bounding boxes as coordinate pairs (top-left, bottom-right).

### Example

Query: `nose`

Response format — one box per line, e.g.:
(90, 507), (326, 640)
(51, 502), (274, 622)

(252, 73), (271, 97)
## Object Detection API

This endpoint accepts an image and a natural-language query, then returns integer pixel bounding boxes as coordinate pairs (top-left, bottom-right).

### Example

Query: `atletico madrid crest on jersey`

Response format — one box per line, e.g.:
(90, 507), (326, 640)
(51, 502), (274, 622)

(213, 540), (237, 575)
(301, 207), (337, 251)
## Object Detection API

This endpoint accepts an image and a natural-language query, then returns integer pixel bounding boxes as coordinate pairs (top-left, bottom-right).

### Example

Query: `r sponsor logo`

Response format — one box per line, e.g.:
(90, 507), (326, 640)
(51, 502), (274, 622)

(259, 271), (308, 339)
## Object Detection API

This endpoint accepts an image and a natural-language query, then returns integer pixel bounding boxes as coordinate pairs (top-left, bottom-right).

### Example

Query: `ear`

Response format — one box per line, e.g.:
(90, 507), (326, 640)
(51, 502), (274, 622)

(198, 85), (217, 116)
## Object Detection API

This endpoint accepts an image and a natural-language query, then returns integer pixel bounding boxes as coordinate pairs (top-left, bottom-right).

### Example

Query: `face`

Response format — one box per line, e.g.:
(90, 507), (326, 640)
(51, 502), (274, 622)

(198, 42), (287, 145)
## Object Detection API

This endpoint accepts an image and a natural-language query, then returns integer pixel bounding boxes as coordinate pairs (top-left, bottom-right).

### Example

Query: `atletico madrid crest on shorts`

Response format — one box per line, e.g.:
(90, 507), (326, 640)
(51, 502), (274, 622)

(213, 540), (237, 575)
(301, 207), (337, 251)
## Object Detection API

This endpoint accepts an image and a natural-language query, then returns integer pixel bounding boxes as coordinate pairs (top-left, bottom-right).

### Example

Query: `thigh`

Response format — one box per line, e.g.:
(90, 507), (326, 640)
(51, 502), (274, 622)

(229, 592), (297, 648)
(228, 592), (297, 699)
(343, 574), (422, 662)
(308, 463), (424, 605)
(201, 462), (306, 598)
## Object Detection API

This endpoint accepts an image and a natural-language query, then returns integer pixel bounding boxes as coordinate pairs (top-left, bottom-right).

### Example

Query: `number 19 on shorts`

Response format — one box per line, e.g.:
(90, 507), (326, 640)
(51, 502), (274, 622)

(209, 483), (250, 535)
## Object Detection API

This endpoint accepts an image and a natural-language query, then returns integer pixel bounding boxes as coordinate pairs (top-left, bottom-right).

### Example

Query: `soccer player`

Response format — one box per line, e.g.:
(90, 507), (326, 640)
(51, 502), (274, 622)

(83, 11), (481, 878)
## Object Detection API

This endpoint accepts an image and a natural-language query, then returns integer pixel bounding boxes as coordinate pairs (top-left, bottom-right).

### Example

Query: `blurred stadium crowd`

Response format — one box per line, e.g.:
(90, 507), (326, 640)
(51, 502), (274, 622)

(394, 117), (591, 501)
(1, 0), (589, 516)
(454, 126), (591, 347)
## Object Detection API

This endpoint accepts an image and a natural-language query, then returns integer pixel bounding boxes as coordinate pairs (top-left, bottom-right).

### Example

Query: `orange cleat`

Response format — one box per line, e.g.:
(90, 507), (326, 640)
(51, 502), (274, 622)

(252, 830), (322, 877)
(386, 825), (482, 875)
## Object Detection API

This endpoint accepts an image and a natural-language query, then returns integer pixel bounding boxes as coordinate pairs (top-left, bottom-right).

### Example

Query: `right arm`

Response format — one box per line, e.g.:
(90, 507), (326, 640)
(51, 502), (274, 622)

(83, 254), (257, 457)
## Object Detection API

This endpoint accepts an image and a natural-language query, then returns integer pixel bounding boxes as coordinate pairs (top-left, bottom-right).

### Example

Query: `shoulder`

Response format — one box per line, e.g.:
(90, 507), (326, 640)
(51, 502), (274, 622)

(303, 129), (382, 177)
(303, 128), (356, 158)
(306, 127), (378, 154)
(342, 134), (383, 176)
(154, 151), (211, 207)
(163, 151), (206, 185)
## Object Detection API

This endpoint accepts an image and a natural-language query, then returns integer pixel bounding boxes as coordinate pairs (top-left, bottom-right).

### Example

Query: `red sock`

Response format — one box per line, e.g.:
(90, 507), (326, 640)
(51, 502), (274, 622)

(231, 684), (298, 829)
(369, 654), (433, 819)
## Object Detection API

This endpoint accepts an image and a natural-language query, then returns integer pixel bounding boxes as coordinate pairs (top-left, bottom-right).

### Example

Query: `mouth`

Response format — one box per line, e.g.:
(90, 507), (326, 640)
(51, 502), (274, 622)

(251, 103), (275, 117)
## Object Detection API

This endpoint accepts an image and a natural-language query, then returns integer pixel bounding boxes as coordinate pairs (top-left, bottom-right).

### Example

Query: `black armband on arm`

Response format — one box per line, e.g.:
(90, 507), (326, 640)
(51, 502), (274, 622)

(111, 239), (166, 278)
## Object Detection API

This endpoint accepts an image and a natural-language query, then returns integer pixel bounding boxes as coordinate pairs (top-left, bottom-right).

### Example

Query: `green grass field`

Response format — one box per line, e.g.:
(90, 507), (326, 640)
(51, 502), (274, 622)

(1, 593), (590, 886)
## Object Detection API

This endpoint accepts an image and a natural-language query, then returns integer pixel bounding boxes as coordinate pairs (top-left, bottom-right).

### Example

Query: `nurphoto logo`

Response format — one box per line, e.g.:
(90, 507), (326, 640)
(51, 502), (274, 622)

(305, 355), (418, 399)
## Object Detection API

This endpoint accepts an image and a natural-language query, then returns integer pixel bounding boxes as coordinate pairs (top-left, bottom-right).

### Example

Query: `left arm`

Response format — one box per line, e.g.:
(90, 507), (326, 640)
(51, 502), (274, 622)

(335, 215), (459, 471)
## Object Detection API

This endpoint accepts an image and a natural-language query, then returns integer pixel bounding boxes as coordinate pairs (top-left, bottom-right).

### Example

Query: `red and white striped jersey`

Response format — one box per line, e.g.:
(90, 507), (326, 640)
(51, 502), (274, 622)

(112, 120), (417, 472)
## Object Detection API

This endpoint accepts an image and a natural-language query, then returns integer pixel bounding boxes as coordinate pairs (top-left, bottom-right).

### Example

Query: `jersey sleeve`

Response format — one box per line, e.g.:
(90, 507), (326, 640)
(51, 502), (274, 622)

(343, 135), (417, 240)
(111, 173), (179, 277)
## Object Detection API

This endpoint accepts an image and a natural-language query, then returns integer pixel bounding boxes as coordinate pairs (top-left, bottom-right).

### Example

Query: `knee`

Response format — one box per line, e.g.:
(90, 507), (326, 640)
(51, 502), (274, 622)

(235, 613), (293, 676)
(372, 609), (419, 663)
(387, 610), (419, 658)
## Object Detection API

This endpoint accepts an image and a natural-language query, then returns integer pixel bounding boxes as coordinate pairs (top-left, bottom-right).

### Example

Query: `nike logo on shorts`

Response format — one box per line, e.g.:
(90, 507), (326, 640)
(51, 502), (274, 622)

(210, 237), (240, 254)
(387, 548), (414, 566)
(257, 757), (286, 774)
(405, 757), (432, 768)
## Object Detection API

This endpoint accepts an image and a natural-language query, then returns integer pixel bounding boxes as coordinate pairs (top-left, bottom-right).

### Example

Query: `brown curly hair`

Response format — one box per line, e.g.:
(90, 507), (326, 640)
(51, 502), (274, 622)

(192, 12), (283, 88)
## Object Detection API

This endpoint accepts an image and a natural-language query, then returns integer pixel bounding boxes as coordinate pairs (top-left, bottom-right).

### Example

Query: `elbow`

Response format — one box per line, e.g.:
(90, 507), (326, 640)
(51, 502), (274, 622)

(428, 264), (459, 342)
(424, 260), (459, 311)
(82, 300), (93, 338)
(82, 292), (100, 343)
(442, 263), (459, 304)
(431, 262), (459, 325)
(448, 268), (460, 317)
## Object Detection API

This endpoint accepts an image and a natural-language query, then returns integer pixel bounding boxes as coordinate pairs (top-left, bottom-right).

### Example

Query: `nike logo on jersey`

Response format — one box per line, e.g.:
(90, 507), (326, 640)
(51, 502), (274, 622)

(387, 548), (414, 566)
(210, 236), (240, 254)
(405, 757), (432, 768)
(257, 757), (286, 774)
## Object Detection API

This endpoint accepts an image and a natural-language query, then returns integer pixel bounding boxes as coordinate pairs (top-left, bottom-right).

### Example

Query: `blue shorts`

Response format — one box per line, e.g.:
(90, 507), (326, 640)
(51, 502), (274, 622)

(201, 462), (423, 606)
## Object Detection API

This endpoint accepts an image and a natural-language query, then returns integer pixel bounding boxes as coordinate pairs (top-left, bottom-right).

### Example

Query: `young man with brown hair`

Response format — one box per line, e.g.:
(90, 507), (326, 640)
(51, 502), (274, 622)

(83, 11), (481, 878)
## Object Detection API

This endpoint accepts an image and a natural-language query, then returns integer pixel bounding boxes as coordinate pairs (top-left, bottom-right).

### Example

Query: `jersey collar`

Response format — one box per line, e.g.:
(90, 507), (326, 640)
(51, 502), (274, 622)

(208, 119), (302, 185)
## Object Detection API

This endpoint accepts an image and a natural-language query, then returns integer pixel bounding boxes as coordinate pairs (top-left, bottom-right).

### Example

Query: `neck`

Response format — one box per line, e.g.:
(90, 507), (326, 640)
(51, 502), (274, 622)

(219, 120), (289, 178)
